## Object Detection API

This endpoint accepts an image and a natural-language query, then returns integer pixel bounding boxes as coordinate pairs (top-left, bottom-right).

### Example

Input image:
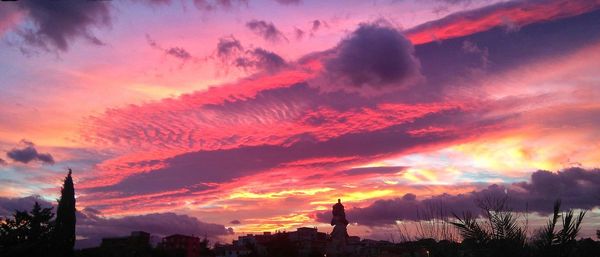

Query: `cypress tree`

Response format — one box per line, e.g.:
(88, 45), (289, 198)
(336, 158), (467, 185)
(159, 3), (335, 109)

(54, 169), (76, 257)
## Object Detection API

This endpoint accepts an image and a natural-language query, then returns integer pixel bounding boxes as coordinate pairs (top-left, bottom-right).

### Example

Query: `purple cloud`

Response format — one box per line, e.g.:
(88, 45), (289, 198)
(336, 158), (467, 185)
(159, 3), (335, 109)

(236, 48), (286, 72)
(87, 97), (497, 197)
(316, 167), (600, 226)
(294, 27), (305, 40)
(146, 34), (193, 61)
(165, 47), (192, 60)
(76, 208), (232, 248)
(193, 0), (248, 11)
(217, 36), (244, 59)
(274, 0), (301, 5)
(0, 195), (53, 217)
(0, 196), (232, 249)
(6, 140), (55, 165)
(311, 20), (322, 32)
(14, 0), (111, 51)
(214, 36), (285, 72)
(323, 21), (421, 89)
(246, 20), (288, 43)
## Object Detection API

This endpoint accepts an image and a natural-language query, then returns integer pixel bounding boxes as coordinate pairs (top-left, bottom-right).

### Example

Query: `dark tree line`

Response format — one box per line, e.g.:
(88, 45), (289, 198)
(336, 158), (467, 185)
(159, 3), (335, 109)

(0, 169), (76, 257)
(449, 197), (599, 257)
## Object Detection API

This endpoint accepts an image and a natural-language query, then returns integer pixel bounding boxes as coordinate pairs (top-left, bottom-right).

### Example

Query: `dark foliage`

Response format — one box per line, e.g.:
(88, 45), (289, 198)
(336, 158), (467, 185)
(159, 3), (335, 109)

(0, 202), (55, 257)
(532, 200), (586, 257)
(449, 197), (594, 257)
(450, 196), (527, 257)
(55, 169), (77, 257)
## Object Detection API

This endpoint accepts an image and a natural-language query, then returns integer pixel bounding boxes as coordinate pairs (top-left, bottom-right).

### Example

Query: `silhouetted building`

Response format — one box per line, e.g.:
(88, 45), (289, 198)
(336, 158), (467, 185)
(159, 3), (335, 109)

(230, 227), (327, 257)
(98, 231), (152, 257)
(289, 227), (328, 256)
(159, 234), (203, 257)
(214, 244), (251, 257)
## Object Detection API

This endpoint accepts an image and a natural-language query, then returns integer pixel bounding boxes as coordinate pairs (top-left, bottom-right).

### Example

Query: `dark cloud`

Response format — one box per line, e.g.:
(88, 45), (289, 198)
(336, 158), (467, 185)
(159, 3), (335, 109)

(0, 195), (53, 217)
(146, 34), (193, 61)
(14, 0), (111, 51)
(402, 9), (600, 102)
(76, 209), (232, 248)
(246, 20), (288, 43)
(316, 167), (600, 226)
(308, 19), (326, 37)
(323, 22), (421, 89)
(165, 47), (192, 60)
(230, 219), (241, 224)
(83, 11), (600, 201)
(340, 166), (407, 176)
(434, 0), (472, 5)
(136, 0), (173, 5)
(294, 27), (305, 40)
(274, 0), (301, 5)
(216, 36), (243, 59)
(461, 40), (489, 68)
(214, 36), (285, 72)
(236, 48), (286, 72)
(193, 0), (248, 11)
(6, 140), (55, 165)
(311, 20), (321, 31)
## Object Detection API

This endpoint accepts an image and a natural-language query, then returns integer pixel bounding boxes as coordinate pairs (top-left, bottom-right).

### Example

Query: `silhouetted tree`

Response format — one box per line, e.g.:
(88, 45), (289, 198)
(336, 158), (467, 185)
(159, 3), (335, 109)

(199, 236), (214, 256)
(29, 202), (55, 243)
(450, 196), (528, 257)
(532, 200), (586, 257)
(0, 202), (54, 257)
(54, 169), (76, 257)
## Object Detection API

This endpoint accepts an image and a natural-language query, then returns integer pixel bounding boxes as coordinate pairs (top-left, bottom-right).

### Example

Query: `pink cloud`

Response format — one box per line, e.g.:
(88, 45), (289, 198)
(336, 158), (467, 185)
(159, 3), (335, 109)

(406, 0), (600, 45)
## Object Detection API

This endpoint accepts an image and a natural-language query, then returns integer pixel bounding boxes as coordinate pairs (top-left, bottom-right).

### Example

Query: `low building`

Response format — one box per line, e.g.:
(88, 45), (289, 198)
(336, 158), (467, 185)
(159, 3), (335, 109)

(159, 234), (202, 257)
(289, 227), (328, 257)
(214, 244), (252, 257)
(99, 231), (152, 257)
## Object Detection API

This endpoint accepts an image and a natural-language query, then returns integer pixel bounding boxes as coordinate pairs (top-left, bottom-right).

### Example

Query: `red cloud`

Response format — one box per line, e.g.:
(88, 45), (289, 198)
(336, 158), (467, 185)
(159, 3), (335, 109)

(406, 0), (600, 45)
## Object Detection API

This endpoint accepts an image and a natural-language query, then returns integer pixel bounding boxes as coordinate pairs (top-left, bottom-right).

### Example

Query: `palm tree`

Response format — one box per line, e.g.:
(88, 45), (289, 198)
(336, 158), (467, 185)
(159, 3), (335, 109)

(533, 200), (586, 257)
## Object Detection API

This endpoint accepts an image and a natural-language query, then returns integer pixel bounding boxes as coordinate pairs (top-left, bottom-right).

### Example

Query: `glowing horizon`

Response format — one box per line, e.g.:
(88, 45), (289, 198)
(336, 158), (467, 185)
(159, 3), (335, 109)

(1, 0), (600, 246)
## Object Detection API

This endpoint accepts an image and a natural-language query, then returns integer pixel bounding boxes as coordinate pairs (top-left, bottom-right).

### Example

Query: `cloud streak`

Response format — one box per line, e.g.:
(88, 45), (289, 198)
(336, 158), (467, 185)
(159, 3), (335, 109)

(146, 34), (193, 61)
(406, 0), (600, 45)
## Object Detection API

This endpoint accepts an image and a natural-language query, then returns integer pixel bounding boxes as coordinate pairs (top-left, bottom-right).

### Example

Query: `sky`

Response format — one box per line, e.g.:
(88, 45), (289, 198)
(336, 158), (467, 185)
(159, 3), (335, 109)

(1, 0), (600, 248)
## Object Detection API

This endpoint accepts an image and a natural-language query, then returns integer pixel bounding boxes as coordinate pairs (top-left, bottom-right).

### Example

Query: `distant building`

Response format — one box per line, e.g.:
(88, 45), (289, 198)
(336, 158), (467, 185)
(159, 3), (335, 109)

(230, 227), (328, 257)
(214, 244), (252, 257)
(159, 234), (202, 257)
(289, 227), (328, 256)
(99, 231), (152, 257)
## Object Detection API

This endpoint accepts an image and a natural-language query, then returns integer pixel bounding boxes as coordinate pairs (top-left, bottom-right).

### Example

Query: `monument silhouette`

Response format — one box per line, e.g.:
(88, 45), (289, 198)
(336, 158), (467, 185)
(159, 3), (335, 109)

(327, 199), (349, 256)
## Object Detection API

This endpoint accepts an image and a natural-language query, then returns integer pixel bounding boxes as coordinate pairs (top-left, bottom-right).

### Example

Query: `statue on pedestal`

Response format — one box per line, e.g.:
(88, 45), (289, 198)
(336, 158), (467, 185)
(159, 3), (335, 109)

(327, 199), (349, 256)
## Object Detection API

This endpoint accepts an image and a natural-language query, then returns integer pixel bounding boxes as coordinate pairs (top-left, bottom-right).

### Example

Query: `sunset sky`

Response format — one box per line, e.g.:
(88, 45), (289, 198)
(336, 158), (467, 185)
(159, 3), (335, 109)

(1, 0), (600, 247)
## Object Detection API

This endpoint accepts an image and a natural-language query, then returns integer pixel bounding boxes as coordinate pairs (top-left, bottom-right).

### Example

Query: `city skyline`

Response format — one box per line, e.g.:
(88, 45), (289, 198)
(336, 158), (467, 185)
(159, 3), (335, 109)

(1, 0), (600, 247)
